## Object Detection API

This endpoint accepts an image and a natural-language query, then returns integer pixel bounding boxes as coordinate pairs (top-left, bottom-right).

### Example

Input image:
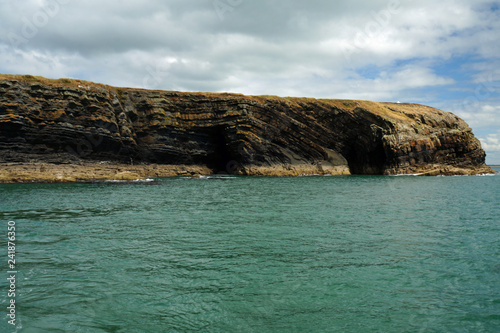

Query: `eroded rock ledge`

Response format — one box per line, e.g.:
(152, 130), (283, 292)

(0, 74), (495, 182)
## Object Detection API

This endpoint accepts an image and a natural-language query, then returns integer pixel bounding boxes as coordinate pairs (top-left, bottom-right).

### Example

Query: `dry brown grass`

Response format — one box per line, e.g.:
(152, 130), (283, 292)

(0, 74), (112, 90)
(0, 73), (445, 122)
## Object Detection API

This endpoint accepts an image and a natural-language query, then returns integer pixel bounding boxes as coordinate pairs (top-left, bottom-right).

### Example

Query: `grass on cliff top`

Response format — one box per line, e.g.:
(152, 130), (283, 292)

(0, 73), (113, 91)
(251, 95), (418, 123)
(251, 95), (364, 109)
(0, 74), (251, 98)
(0, 73), (439, 123)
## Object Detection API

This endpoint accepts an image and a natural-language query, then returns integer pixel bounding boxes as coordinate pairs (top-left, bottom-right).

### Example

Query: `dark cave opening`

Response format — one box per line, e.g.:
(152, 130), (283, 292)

(209, 129), (236, 174)
(344, 141), (388, 175)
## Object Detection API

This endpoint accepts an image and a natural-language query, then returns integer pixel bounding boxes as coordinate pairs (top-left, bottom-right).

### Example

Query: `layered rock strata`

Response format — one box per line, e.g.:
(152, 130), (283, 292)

(0, 74), (494, 181)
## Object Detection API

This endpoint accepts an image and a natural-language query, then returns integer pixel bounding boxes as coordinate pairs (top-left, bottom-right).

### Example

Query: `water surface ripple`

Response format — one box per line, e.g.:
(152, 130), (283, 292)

(1, 170), (499, 332)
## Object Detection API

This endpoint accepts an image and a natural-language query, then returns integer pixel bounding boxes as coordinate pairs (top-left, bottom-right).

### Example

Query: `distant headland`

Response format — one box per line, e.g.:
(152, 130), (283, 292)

(0, 74), (495, 182)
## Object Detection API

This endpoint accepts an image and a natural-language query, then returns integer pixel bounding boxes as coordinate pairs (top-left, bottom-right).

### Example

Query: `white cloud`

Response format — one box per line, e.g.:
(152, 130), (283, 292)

(0, 0), (497, 94)
(479, 131), (500, 165)
(454, 103), (500, 131)
(0, 0), (499, 148)
(480, 133), (500, 152)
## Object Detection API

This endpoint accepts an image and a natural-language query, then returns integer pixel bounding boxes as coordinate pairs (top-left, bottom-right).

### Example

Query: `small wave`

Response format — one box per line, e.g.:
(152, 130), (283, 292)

(204, 175), (237, 180)
(102, 178), (159, 184)
(104, 178), (155, 182)
(178, 175), (236, 180)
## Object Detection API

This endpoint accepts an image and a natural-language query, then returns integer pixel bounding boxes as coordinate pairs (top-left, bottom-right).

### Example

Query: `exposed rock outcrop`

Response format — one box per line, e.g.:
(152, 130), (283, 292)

(0, 74), (494, 181)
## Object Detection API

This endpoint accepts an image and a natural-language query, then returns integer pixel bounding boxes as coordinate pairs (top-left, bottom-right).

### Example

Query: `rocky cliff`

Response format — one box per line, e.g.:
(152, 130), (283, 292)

(0, 74), (494, 177)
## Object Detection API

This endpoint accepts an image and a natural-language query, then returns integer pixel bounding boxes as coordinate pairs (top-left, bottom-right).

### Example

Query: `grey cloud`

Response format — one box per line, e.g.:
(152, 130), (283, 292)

(0, 0), (498, 99)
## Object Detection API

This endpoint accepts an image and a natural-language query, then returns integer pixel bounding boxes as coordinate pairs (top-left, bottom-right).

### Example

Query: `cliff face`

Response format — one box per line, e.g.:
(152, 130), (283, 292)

(0, 75), (494, 176)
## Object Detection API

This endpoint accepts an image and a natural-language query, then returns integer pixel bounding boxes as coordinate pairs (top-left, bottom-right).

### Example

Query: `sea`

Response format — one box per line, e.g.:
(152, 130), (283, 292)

(1, 168), (499, 333)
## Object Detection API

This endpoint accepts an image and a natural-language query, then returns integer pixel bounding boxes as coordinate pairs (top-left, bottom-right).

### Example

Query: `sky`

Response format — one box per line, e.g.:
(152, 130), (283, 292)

(1, 0), (499, 164)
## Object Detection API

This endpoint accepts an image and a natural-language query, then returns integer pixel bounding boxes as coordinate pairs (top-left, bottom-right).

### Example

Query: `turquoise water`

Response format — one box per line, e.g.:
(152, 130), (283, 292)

(1, 169), (499, 332)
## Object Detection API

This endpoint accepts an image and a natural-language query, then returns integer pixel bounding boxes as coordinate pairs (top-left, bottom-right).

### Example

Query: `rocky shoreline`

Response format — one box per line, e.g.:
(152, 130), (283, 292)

(0, 74), (496, 181)
(0, 162), (211, 183)
(0, 162), (495, 183)
(0, 162), (349, 183)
